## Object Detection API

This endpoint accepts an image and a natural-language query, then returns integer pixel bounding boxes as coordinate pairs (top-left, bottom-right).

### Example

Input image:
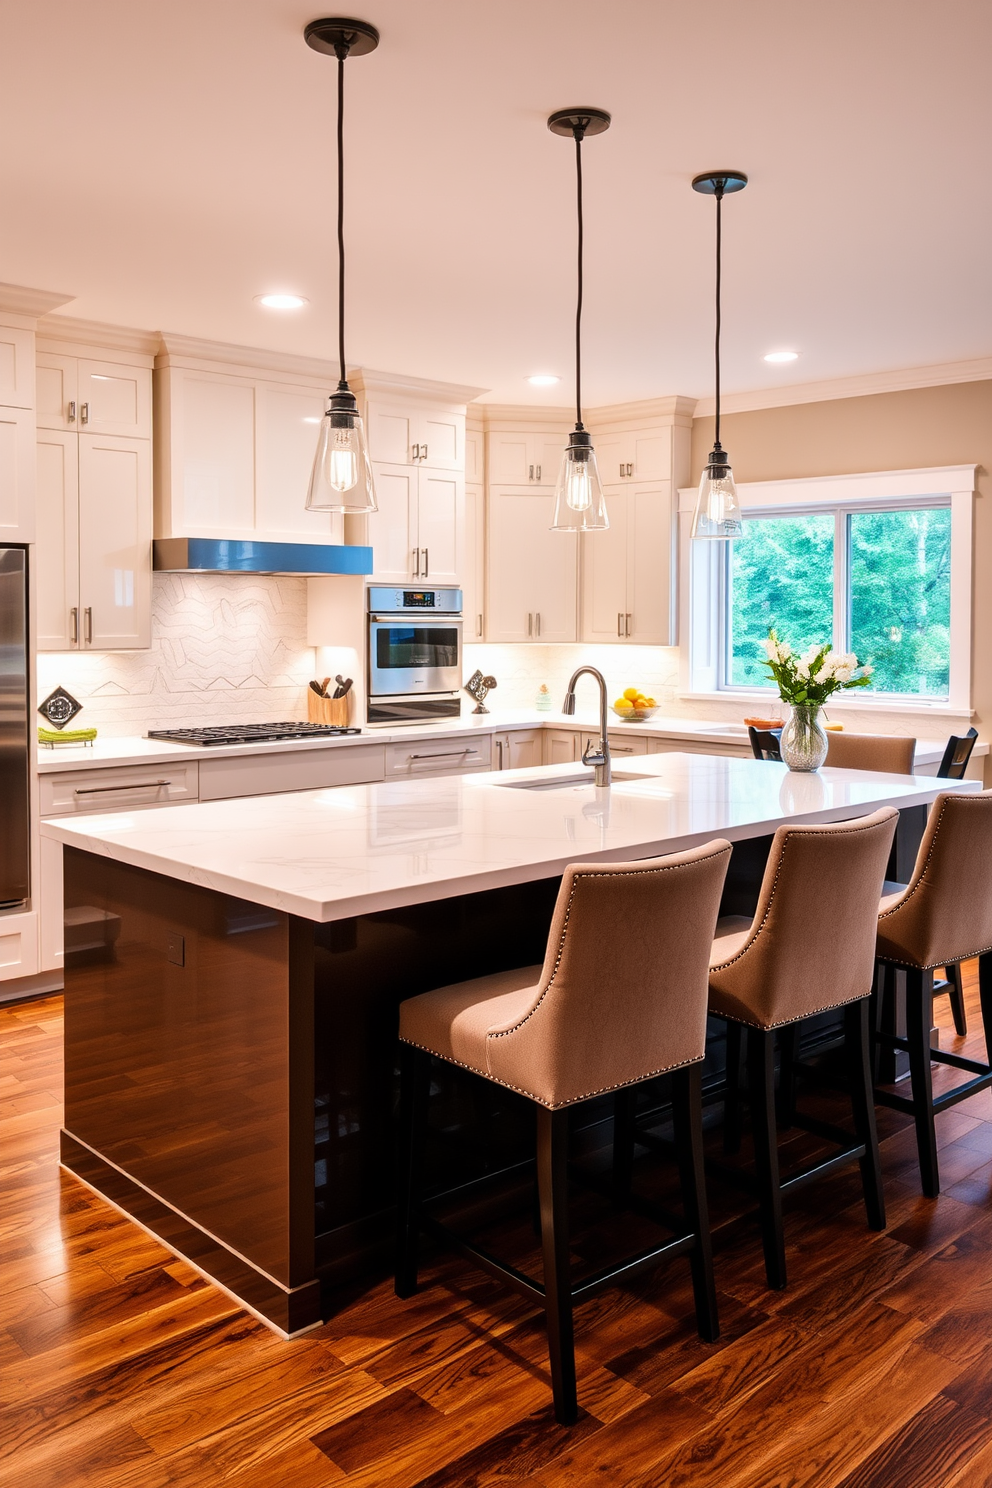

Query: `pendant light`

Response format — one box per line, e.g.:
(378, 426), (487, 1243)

(690, 171), (748, 539)
(547, 108), (611, 532)
(304, 18), (379, 514)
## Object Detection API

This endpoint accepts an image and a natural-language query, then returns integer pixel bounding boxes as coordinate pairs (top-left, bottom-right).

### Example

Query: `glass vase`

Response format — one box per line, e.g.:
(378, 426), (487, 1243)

(780, 702), (828, 772)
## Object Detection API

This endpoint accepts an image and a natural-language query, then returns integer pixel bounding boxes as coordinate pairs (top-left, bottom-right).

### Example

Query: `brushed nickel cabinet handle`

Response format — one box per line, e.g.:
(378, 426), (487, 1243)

(612, 746), (635, 753)
(75, 780), (173, 795)
(626, 613), (632, 636)
(535, 612), (541, 637)
(84, 606), (93, 643)
(476, 613), (483, 637)
(408, 750), (474, 761)
(412, 442), (420, 461)
(80, 402), (89, 425)
(535, 464), (541, 481)
(67, 401), (76, 423)
(422, 547), (429, 577)
(529, 464), (534, 481)
(527, 612), (533, 637)
(412, 548), (420, 577)
(69, 606), (78, 643)
(618, 612), (623, 637)
(421, 443), (427, 462)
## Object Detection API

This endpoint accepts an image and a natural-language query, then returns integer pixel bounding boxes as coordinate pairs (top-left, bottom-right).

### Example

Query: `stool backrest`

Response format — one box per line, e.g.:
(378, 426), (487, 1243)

(709, 808), (898, 1027)
(825, 731), (916, 775)
(936, 727), (978, 781)
(877, 789), (992, 969)
(484, 840), (732, 1108)
(749, 726), (783, 762)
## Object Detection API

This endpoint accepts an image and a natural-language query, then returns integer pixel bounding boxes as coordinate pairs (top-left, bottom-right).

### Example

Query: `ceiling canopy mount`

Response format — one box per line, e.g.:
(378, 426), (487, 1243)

(304, 17), (380, 57)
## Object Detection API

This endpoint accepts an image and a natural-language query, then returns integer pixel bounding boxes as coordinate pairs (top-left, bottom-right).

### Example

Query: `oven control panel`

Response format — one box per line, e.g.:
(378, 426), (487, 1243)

(368, 586), (463, 615)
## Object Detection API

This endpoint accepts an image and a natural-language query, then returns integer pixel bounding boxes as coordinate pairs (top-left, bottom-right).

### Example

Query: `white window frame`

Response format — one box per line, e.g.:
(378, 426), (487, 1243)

(678, 465), (976, 715)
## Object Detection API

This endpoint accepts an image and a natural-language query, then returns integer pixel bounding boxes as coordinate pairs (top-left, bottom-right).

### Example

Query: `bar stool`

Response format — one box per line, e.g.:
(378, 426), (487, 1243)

(395, 840), (732, 1425)
(937, 727), (978, 780)
(706, 809), (898, 1289)
(748, 726), (783, 762)
(825, 732), (916, 775)
(874, 789), (992, 1197)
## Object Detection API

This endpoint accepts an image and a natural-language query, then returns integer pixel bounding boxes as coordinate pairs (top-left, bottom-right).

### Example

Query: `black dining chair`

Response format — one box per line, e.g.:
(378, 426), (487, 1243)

(937, 727), (978, 780)
(748, 726), (783, 762)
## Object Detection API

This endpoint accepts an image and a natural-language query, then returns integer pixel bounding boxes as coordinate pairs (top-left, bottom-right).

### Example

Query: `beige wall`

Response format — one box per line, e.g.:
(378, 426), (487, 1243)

(692, 378), (992, 770)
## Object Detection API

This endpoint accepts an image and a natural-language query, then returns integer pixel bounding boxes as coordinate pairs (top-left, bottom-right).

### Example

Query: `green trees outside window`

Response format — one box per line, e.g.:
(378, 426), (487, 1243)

(727, 505), (951, 698)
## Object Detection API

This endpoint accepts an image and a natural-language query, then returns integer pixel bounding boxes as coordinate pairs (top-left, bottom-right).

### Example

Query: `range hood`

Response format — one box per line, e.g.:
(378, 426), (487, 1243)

(153, 538), (373, 576)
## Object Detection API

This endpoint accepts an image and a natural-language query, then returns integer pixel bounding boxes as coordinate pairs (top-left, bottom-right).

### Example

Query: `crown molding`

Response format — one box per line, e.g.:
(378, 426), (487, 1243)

(37, 314), (160, 358)
(351, 367), (489, 404)
(590, 394), (697, 428)
(156, 331), (340, 382)
(693, 356), (992, 418)
(479, 404), (574, 432)
(0, 284), (75, 320)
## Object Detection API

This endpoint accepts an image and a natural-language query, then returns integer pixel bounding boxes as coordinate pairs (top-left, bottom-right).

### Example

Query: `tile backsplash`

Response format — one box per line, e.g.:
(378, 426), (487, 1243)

(37, 573), (315, 737)
(461, 644), (680, 712)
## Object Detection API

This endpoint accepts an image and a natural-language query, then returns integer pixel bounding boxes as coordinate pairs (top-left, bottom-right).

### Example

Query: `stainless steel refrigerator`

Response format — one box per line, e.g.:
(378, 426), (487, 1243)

(0, 548), (30, 907)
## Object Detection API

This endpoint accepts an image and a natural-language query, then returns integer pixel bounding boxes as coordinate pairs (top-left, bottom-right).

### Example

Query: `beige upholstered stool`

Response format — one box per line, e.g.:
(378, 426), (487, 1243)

(825, 731), (916, 775)
(873, 789), (992, 1197)
(706, 809), (898, 1289)
(395, 840), (732, 1426)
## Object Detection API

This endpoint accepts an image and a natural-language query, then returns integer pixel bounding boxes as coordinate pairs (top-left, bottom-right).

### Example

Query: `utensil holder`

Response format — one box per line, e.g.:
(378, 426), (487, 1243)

(307, 690), (351, 727)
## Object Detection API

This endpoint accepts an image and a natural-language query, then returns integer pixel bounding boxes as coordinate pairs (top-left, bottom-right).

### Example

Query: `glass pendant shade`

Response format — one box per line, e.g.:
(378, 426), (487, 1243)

(551, 430), (608, 531)
(306, 387), (377, 514)
(691, 447), (743, 539)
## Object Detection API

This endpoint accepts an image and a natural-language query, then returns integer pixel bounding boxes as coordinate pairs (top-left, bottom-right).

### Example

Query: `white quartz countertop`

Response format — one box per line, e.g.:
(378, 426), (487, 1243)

(35, 710), (985, 772)
(40, 752), (978, 923)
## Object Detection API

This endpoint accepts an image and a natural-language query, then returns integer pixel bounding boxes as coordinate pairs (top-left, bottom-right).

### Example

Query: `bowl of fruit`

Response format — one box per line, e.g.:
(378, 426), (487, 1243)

(612, 687), (659, 722)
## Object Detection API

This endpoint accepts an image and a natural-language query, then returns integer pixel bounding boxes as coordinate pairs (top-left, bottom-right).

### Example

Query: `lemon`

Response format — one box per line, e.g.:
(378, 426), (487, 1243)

(623, 687), (640, 702)
(614, 699), (633, 713)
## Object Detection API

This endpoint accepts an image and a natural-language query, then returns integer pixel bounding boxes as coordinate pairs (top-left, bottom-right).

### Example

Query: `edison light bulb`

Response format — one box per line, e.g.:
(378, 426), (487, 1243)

(551, 430), (608, 531)
(306, 386), (377, 514)
(691, 447), (744, 539)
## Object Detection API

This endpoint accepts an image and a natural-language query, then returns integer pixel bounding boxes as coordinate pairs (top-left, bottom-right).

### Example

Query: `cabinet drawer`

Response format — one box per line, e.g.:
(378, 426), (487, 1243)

(198, 744), (385, 800)
(385, 736), (491, 777)
(40, 761), (199, 816)
(580, 731), (651, 757)
(0, 910), (39, 981)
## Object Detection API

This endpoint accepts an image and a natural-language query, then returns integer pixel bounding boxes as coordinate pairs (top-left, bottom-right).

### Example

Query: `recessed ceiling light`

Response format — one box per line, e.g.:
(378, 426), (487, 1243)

(254, 293), (309, 310)
(764, 350), (799, 363)
(527, 374), (561, 387)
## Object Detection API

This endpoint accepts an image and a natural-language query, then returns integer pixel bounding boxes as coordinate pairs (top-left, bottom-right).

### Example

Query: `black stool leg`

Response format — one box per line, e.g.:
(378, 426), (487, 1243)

(748, 1027), (787, 1290)
(845, 998), (886, 1230)
(874, 962), (899, 1084)
(395, 1044), (431, 1298)
(537, 1106), (576, 1425)
(671, 1064), (719, 1342)
(947, 963), (968, 1038)
(612, 1088), (636, 1204)
(777, 1024), (798, 1129)
(724, 1021), (744, 1155)
(979, 952), (992, 1061)
(906, 967), (939, 1198)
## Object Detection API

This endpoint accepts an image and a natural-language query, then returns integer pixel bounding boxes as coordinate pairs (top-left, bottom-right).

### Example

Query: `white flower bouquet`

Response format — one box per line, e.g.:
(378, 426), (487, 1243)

(761, 629), (873, 707)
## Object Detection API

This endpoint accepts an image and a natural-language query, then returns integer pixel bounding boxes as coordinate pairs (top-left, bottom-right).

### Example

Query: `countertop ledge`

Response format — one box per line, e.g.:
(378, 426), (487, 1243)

(41, 753), (979, 924)
(35, 710), (986, 773)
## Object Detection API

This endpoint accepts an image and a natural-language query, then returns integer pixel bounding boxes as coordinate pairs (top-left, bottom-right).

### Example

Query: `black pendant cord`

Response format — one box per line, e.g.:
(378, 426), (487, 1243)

(335, 46), (348, 389)
(713, 184), (723, 453)
(573, 127), (584, 431)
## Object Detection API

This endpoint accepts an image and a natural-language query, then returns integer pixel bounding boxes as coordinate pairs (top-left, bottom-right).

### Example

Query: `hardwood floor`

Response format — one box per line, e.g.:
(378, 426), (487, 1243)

(4, 971), (992, 1486)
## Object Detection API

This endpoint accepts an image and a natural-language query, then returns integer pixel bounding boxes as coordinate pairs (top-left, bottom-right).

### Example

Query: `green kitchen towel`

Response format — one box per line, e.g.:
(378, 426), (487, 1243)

(38, 726), (99, 745)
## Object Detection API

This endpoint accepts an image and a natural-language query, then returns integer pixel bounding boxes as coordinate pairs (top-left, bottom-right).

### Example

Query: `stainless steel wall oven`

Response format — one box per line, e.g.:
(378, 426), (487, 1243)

(367, 586), (463, 723)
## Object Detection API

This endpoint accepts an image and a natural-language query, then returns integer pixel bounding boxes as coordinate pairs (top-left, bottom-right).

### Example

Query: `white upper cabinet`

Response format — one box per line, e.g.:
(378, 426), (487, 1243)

(353, 464), (462, 584)
(591, 426), (671, 486)
(580, 484), (674, 645)
(0, 405), (36, 542)
(487, 486), (577, 643)
(0, 326), (36, 409)
(365, 393), (464, 471)
(464, 422), (485, 485)
(36, 429), (151, 651)
(36, 353), (151, 437)
(488, 430), (568, 486)
(155, 352), (343, 544)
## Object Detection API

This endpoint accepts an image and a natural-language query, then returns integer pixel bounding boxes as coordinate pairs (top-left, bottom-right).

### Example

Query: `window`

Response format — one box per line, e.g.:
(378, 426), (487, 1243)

(725, 503), (952, 698)
(681, 465), (974, 711)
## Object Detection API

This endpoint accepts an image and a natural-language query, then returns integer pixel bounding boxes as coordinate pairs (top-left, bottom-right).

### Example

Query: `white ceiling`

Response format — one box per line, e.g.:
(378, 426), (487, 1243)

(2, 0), (990, 406)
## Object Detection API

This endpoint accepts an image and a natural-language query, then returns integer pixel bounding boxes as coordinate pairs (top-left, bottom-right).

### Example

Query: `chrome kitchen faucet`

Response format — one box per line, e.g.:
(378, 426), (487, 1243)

(562, 666), (612, 787)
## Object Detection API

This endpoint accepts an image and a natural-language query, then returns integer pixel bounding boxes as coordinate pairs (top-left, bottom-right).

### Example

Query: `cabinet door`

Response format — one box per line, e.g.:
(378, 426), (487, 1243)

(606, 732), (651, 757)
(505, 730), (543, 769)
(627, 484), (674, 644)
(487, 488), (577, 643)
(581, 490), (630, 642)
(530, 434), (566, 487)
(462, 483), (485, 640)
(366, 398), (414, 465)
(464, 426), (484, 485)
(0, 405), (35, 541)
(630, 427), (671, 483)
(0, 326), (35, 409)
(36, 430), (80, 651)
(78, 359), (152, 438)
(488, 432), (531, 484)
(416, 409), (462, 472)
(592, 435), (630, 487)
(544, 729), (579, 765)
(254, 383), (342, 543)
(178, 373), (256, 533)
(36, 353), (78, 431)
(416, 470), (462, 585)
(78, 435), (152, 649)
(366, 463), (416, 581)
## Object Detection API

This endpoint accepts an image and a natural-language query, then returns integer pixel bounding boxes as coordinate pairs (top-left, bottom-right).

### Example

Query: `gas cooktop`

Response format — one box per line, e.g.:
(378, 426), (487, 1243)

(146, 723), (362, 747)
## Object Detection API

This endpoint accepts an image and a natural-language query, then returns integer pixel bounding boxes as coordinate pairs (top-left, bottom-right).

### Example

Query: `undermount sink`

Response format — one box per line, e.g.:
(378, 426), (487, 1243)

(495, 770), (654, 791)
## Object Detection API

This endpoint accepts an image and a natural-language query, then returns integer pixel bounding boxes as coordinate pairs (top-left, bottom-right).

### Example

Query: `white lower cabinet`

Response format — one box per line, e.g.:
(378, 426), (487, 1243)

(487, 487), (578, 643)
(199, 745), (386, 800)
(40, 761), (199, 816)
(581, 731), (651, 758)
(543, 729), (581, 766)
(36, 428), (152, 650)
(384, 736), (490, 779)
(0, 910), (39, 982)
(492, 730), (543, 770)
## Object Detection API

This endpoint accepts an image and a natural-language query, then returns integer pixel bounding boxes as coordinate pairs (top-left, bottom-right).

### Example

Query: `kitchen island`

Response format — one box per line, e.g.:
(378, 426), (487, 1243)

(42, 754), (978, 1335)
